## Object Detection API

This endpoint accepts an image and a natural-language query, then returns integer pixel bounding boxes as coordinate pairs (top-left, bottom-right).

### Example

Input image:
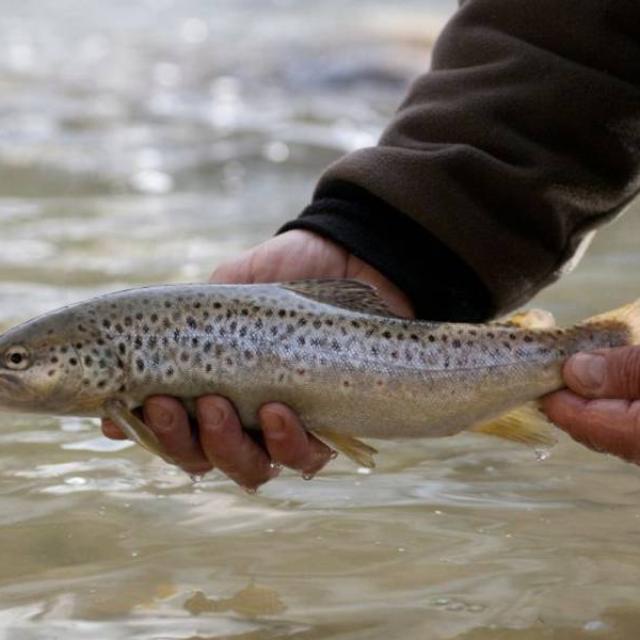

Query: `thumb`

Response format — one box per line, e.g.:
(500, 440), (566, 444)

(563, 346), (640, 400)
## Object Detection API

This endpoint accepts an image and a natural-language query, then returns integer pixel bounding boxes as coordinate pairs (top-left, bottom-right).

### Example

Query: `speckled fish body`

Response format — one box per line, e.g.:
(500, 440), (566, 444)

(1, 281), (638, 447)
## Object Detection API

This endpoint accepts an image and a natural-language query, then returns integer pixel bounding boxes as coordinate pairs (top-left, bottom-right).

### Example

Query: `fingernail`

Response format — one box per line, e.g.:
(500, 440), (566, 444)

(147, 403), (172, 429)
(206, 402), (225, 427)
(263, 410), (286, 440)
(568, 353), (606, 390)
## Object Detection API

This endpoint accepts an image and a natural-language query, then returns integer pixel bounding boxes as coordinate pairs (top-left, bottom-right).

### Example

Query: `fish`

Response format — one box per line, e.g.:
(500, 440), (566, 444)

(0, 279), (638, 467)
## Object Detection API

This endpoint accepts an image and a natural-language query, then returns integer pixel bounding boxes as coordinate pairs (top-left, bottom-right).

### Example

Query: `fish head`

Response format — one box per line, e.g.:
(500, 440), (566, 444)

(0, 309), (94, 415)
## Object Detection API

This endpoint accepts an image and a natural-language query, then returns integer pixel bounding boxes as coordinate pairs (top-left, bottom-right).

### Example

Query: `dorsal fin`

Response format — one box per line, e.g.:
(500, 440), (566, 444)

(278, 279), (398, 317)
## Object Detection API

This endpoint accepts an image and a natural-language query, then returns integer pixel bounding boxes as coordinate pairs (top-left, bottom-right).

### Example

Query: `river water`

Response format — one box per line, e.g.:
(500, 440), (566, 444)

(1, 1), (640, 639)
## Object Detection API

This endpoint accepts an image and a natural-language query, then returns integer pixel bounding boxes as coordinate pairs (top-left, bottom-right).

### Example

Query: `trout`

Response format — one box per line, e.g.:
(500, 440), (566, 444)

(0, 280), (638, 466)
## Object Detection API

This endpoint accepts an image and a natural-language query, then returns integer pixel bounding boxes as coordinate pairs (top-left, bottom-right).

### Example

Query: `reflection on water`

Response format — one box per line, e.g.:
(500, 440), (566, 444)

(1, 1), (640, 638)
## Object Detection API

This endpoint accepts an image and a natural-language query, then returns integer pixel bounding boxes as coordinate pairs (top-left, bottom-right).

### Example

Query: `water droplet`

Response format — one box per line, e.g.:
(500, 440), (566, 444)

(467, 604), (486, 613)
(129, 170), (174, 195)
(329, 451), (339, 460)
(397, 547), (406, 553)
(356, 466), (371, 474)
(535, 448), (551, 462)
(302, 473), (315, 481)
(244, 487), (257, 495)
(269, 462), (282, 470)
(189, 473), (205, 484)
(131, 551), (139, 558)
(446, 602), (465, 612)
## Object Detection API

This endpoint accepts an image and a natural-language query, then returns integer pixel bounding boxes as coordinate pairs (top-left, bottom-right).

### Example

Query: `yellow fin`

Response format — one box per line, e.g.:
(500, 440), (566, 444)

(496, 308), (556, 330)
(581, 299), (640, 344)
(470, 402), (557, 447)
(312, 428), (378, 468)
(103, 399), (174, 464)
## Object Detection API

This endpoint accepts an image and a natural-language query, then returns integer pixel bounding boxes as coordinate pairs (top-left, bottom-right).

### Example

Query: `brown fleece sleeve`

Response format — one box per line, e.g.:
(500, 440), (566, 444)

(281, 0), (640, 320)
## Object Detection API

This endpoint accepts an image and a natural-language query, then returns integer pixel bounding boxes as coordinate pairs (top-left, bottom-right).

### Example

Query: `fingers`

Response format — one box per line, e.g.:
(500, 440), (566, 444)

(142, 396), (213, 475)
(563, 346), (640, 400)
(542, 390), (640, 463)
(260, 403), (334, 477)
(197, 396), (277, 491)
(102, 419), (128, 440)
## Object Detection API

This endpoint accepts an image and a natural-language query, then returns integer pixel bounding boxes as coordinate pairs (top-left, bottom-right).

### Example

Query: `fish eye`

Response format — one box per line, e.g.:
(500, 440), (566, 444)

(4, 346), (30, 371)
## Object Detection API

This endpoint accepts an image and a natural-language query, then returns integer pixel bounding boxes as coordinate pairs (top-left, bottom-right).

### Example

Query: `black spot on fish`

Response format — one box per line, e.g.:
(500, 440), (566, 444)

(351, 320), (360, 328)
(97, 339), (105, 346)
(115, 323), (124, 333)
(124, 316), (133, 327)
(166, 367), (174, 377)
(69, 358), (78, 366)
(241, 308), (249, 316)
(270, 326), (278, 336)
(213, 302), (221, 309)
(164, 301), (172, 308)
(102, 319), (111, 329)
(204, 324), (214, 334)
(225, 357), (233, 366)
(313, 320), (322, 329)
(148, 337), (158, 349)
(136, 359), (145, 372)
(180, 352), (189, 363)
(99, 359), (107, 368)
(289, 310), (297, 318)
(191, 337), (199, 347)
(186, 316), (197, 330)
(47, 370), (55, 377)
(142, 324), (150, 334)
(118, 343), (126, 356)
(297, 317), (307, 326)
(297, 336), (306, 346)
(152, 352), (161, 366)
(78, 325), (87, 333)
(487, 332), (495, 339)
(135, 313), (143, 321)
(84, 356), (93, 366)
(524, 335), (533, 343)
(75, 343), (83, 350)
(452, 339), (461, 348)
(229, 321), (237, 332)
(194, 302), (202, 309)
(150, 313), (159, 323)
(97, 381), (106, 389)
(134, 337), (143, 349)
(255, 319), (263, 330)
(278, 309), (287, 318)
(265, 309), (273, 317)
(510, 333), (517, 340)
(397, 333), (404, 340)
(50, 357), (58, 364)
(411, 334), (419, 341)
(118, 384), (126, 393)
(173, 329), (181, 342)
(244, 350), (253, 360)
(239, 326), (247, 338)
(325, 319), (334, 327)
(205, 363), (213, 373)
(382, 331), (391, 339)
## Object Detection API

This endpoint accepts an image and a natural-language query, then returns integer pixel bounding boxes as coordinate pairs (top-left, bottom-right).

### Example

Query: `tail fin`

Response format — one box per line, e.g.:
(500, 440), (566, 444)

(580, 299), (640, 345)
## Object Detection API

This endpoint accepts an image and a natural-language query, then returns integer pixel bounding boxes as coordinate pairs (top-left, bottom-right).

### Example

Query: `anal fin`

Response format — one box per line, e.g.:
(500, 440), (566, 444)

(103, 399), (174, 464)
(470, 402), (557, 447)
(312, 428), (378, 468)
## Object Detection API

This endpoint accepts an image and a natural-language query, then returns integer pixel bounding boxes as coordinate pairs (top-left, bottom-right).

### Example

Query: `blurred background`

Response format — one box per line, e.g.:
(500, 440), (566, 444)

(1, 1), (640, 639)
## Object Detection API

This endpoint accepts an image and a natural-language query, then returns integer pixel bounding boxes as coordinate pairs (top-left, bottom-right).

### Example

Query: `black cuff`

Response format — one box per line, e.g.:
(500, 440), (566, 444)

(279, 183), (494, 322)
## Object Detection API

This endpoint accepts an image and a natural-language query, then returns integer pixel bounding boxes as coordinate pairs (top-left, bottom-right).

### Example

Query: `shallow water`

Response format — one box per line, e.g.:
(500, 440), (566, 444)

(1, 1), (640, 639)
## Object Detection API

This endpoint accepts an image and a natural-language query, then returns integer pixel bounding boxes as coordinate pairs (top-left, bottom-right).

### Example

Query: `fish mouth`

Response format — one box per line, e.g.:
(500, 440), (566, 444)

(0, 373), (23, 392)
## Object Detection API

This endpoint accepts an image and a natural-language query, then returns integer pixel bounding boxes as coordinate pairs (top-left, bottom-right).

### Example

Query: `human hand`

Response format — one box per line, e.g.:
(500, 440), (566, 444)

(542, 346), (640, 464)
(102, 230), (413, 489)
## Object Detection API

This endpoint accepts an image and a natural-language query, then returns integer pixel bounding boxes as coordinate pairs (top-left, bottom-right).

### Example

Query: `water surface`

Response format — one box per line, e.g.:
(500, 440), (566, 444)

(1, 2), (640, 638)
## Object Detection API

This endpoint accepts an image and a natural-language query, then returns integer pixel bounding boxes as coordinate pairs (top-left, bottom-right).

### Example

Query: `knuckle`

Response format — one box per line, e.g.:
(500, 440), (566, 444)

(617, 347), (640, 398)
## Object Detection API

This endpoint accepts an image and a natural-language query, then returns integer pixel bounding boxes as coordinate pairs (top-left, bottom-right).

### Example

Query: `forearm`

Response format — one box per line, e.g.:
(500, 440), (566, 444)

(282, 0), (640, 321)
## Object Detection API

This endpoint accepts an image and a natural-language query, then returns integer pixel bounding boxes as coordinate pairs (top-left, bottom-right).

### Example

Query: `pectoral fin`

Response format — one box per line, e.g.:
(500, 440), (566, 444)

(470, 402), (557, 447)
(103, 399), (174, 463)
(311, 428), (378, 468)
